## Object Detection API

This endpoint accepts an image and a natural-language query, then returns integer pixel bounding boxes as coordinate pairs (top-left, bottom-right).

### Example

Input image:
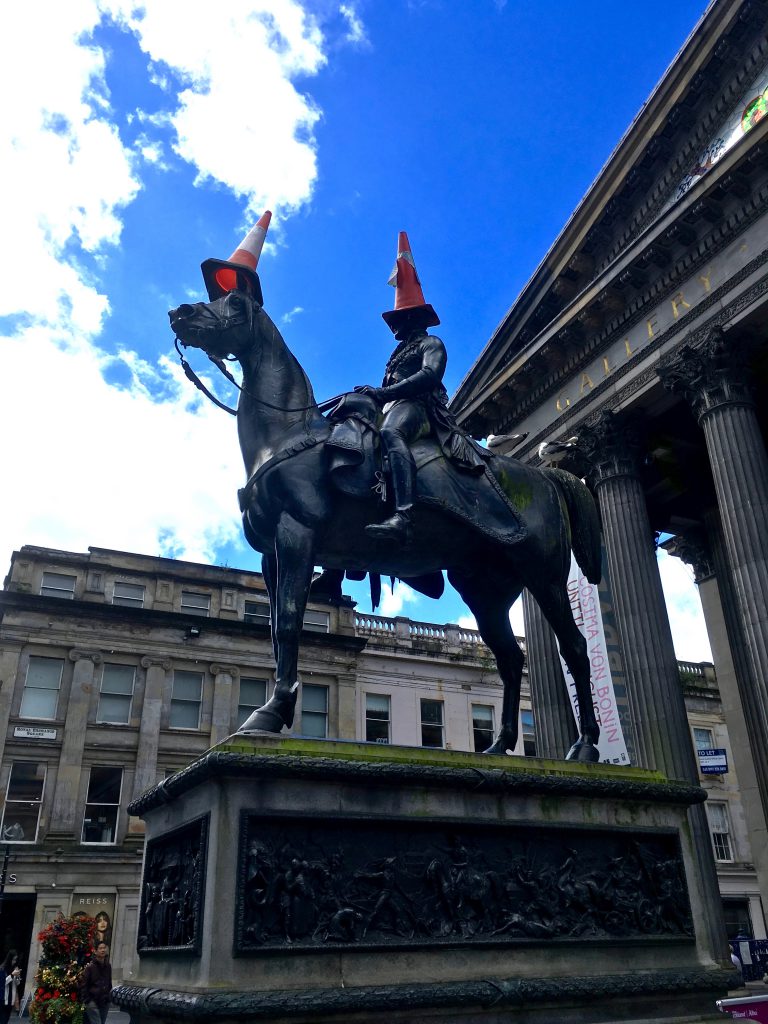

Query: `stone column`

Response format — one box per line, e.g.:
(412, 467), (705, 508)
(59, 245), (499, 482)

(48, 649), (101, 840)
(521, 590), (576, 758)
(698, 508), (768, 917)
(580, 410), (728, 964)
(660, 327), (768, 823)
(210, 663), (239, 746)
(133, 657), (171, 801)
(580, 412), (694, 779)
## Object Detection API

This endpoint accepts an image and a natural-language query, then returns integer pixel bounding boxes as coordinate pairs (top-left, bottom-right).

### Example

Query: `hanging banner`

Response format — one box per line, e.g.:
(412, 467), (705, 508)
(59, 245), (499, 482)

(557, 554), (631, 765)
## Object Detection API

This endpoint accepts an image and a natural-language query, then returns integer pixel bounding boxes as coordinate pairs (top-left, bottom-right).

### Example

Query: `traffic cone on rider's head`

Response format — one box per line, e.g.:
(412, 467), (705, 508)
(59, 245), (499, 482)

(201, 210), (272, 303)
(382, 230), (440, 333)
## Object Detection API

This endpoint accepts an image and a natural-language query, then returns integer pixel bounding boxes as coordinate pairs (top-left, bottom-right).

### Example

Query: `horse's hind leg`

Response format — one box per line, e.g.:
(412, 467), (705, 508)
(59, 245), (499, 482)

(528, 577), (600, 762)
(449, 569), (524, 755)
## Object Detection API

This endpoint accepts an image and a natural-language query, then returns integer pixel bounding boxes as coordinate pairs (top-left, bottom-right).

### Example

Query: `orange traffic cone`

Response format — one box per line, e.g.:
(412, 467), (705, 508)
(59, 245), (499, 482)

(382, 231), (439, 331)
(201, 210), (272, 302)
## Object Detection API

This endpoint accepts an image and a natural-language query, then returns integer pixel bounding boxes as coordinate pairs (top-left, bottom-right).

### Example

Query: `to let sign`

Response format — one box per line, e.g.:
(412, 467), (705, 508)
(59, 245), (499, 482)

(698, 748), (728, 774)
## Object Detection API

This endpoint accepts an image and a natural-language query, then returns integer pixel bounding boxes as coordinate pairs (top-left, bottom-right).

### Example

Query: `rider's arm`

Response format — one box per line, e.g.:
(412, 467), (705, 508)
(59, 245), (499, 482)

(378, 337), (447, 401)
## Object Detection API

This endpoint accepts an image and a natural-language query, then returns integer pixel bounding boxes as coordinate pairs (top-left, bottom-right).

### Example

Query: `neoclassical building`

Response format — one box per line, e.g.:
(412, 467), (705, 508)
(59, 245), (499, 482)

(0, 544), (762, 994)
(451, 0), (768, 933)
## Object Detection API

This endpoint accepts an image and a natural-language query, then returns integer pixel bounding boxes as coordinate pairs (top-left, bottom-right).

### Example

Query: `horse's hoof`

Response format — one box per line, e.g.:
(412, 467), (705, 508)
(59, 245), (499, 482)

(483, 732), (517, 755)
(565, 739), (601, 763)
(238, 695), (296, 734)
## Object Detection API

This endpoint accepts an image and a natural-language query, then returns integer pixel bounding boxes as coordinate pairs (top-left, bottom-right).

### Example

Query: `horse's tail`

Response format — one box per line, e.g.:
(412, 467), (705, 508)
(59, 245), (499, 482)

(546, 468), (601, 584)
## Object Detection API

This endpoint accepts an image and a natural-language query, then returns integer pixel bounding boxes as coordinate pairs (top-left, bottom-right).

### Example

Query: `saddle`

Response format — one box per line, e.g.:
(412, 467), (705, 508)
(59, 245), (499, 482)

(325, 393), (527, 547)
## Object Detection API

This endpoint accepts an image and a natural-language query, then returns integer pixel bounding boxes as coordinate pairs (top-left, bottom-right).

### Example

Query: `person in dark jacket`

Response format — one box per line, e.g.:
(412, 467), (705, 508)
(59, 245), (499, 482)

(0, 951), (21, 1024)
(79, 943), (112, 1024)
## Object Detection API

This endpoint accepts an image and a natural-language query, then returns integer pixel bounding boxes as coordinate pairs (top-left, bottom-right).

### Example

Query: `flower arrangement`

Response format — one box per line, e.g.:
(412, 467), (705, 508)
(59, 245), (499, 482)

(30, 915), (97, 1024)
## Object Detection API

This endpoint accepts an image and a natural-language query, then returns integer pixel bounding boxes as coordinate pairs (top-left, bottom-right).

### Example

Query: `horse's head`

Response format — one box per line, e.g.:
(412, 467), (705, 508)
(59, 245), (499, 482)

(168, 290), (260, 362)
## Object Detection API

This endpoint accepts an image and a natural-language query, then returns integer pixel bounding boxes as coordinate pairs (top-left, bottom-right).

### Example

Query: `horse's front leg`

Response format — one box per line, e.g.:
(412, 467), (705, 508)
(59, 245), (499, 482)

(239, 513), (315, 734)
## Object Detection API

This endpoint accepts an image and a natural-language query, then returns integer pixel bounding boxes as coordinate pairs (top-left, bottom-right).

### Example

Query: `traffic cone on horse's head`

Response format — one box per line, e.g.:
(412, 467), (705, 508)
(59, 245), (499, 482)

(201, 210), (272, 303)
(382, 230), (439, 332)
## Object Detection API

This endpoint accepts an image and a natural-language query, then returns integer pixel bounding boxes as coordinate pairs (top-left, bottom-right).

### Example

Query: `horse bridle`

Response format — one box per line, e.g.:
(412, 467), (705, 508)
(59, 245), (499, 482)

(172, 295), (343, 415)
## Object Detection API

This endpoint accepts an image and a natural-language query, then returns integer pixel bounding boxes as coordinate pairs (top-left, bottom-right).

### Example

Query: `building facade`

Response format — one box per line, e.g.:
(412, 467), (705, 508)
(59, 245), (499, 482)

(451, 0), (768, 927)
(0, 543), (763, 994)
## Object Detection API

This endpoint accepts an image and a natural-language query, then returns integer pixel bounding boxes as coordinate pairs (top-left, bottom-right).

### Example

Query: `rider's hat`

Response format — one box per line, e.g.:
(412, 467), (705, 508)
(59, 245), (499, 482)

(382, 231), (440, 332)
(201, 210), (271, 303)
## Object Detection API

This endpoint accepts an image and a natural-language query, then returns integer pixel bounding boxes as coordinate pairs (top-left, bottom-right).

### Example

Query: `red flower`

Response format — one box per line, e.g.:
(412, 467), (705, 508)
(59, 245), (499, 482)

(70, 995), (77, 1002)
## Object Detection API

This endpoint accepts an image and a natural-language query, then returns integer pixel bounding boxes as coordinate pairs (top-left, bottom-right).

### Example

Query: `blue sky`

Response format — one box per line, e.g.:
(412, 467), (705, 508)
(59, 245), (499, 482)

(0, 0), (712, 657)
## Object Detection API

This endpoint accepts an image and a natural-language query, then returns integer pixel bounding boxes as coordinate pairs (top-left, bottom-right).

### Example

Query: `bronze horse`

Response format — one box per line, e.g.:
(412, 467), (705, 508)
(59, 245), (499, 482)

(169, 290), (602, 759)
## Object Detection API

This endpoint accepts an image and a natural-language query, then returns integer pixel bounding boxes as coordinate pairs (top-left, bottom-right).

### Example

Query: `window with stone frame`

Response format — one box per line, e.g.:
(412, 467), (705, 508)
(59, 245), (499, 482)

(303, 609), (330, 633)
(471, 704), (494, 752)
(244, 600), (271, 626)
(521, 708), (537, 756)
(180, 591), (210, 616)
(420, 699), (444, 748)
(112, 581), (145, 608)
(81, 766), (122, 844)
(20, 656), (63, 720)
(40, 571), (76, 599)
(1, 762), (46, 843)
(169, 670), (203, 729)
(301, 684), (328, 737)
(365, 693), (390, 743)
(237, 677), (270, 728)
(97, 664), (136, 725)
(706, 801), (734, 862)
(693, 726), (715, 751)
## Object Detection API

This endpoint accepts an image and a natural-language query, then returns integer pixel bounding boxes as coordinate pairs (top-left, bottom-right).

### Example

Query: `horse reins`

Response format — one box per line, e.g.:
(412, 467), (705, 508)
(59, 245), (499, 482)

(173, 337), (344, 416)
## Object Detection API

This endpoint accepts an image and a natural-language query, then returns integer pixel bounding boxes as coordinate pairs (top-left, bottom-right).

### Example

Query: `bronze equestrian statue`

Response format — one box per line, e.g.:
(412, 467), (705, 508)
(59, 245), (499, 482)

(169, 218), (602, 760)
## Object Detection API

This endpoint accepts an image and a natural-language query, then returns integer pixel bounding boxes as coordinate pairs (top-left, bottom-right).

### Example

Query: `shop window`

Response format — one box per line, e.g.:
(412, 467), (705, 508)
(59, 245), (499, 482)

(302, 684), (328, 738)
(170, 670), (203, 729)
(1, 762), (46, 843)
(521, 709), (537, 756)
(112, 581), (145, 608)
(20, 656), (63, 720)
(97, 664), (135, 725)
(471, 704), (494, 752)
(81, 766), (122, 844)
(237, 677), (269, 728)
(707, 801), (733, 862)
(365, 693), (390, 744)
(244, 600), (271, 626)
(40, 572), (76, 599)
(181, 591), (210, 617)
(420, 699), (444, 748)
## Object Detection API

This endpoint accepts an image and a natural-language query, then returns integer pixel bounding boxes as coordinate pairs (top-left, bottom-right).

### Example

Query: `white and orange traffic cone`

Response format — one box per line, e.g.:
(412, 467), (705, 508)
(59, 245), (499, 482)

(201, 210), (272, 302)
(382, 230), (439, 331)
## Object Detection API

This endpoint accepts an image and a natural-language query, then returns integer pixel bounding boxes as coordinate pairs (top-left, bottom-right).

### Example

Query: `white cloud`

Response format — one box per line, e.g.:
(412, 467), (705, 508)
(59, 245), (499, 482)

(380, 581), (418, 618)
(0, 328), (244, 567)
(0, 0), (361, 572)
(107, 0), (327, 219)
(339, 4), (369, 47)
(657, 548), (713, 663)
(281, 306), (305, 324)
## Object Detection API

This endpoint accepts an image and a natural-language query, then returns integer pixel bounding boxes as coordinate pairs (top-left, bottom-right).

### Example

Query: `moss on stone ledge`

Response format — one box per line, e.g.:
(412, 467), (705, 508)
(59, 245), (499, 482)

(211, 732), (665, 785)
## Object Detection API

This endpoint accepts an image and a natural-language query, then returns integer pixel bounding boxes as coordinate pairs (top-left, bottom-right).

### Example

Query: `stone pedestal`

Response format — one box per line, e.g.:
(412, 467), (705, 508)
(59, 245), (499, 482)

(114, 736), (734, 1024)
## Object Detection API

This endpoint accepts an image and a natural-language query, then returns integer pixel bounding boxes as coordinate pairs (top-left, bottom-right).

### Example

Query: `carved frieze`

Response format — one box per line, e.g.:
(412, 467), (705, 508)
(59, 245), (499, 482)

(138, 815), (209, 955)
(235, 813), (692, 953)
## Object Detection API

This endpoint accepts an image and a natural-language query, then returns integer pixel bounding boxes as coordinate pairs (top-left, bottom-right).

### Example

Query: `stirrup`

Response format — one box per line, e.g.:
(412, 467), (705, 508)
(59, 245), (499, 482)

(365, 511), (413, 543)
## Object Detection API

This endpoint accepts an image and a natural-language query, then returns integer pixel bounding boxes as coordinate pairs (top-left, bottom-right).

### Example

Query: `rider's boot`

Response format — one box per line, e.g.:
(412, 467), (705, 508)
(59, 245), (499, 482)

(366, 447), (415, 543)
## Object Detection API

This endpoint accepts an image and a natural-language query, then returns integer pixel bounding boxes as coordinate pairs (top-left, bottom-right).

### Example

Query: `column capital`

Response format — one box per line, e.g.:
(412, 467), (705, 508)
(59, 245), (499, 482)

(141, 655), (172, 671)
(578, 410), (645, 486)
(210, 663), (240, 679)
(662, 529), (715, 584)
(68, 649), (102, 665)
(658, 326), (755, 422)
